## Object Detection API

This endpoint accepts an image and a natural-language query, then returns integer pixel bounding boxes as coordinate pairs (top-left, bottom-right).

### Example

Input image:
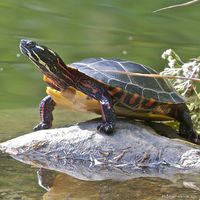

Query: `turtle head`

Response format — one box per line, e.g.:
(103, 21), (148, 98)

(20, 39), (66, 75)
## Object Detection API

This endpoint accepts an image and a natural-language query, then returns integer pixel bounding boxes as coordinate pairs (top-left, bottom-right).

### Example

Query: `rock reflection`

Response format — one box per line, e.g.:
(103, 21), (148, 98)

(39, 169), (200, 200)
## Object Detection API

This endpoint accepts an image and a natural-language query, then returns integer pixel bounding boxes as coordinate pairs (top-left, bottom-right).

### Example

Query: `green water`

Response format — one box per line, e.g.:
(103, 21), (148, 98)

(1, 0), (200, 199)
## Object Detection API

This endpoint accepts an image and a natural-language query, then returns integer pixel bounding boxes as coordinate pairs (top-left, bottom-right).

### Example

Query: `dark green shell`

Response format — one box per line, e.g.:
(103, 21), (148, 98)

(70, 58), (184, 104)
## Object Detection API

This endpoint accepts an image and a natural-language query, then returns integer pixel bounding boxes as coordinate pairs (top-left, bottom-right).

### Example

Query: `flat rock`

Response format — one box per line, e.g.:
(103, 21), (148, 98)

(0, 119), (200, 181)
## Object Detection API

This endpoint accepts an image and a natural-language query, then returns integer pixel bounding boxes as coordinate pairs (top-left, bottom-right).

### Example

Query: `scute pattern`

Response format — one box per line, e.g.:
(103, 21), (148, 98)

(70, 58), (184, 104)
(126, 83), (142, 96)
(109, 79), (127, 89)
(143, 89), (158, 101)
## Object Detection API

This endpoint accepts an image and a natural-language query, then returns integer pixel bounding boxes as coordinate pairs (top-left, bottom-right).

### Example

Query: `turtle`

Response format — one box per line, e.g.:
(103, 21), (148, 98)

(20, 39), (199, 144)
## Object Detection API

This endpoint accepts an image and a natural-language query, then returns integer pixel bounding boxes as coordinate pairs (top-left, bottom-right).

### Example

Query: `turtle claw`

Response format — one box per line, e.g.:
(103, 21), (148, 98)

(189, 132), (200, 145)
(179, 125), (200, 144)
(194, 136), (200, 145)
(97, 122), (115, 134)
(33, 122), (52, 131)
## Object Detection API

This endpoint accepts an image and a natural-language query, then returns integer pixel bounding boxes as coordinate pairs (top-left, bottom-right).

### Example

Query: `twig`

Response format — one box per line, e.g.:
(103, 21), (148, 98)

(103, 70), (200, 82)
(153, 0), (199, 13)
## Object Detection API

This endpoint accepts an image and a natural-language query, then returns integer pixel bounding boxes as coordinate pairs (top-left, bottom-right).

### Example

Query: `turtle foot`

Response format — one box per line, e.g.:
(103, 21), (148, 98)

(188, 131), (200, 145)
(33, 122), (52, 131)
(97, 122), (115, 134)
(179, 125), (200, 144)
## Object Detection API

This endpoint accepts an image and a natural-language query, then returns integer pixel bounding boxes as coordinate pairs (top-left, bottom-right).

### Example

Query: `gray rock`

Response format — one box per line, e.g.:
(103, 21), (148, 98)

(0, 119), (200, 181)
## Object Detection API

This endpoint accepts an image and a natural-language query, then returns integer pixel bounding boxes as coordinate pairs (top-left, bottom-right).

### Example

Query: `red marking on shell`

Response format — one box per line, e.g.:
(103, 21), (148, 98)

(129, 94), (140, 105)
(146, 98), (156, 107)
(109, 87), (122, 96)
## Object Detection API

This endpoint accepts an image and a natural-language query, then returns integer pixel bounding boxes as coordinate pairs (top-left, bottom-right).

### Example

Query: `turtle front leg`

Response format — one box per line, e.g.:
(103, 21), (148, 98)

(77, 78), (116, 134)
(97, 94), (116, 134)
(33, 95), (56, 131)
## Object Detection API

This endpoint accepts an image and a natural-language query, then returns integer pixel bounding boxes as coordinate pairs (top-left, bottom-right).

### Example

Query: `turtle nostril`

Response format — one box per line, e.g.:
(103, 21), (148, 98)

(20, 39), (28, 46)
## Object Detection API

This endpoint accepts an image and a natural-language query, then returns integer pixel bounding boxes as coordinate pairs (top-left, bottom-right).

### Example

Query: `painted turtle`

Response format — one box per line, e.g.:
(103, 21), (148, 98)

(20, 39), (199, 143)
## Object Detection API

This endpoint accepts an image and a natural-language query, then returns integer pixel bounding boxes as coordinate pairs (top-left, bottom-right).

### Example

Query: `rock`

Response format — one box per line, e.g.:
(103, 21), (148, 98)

(0, 119), (200, 181)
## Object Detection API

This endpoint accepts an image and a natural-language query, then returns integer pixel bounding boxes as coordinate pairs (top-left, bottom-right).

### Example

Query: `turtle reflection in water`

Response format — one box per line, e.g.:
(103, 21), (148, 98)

(20, 39), (199, 144)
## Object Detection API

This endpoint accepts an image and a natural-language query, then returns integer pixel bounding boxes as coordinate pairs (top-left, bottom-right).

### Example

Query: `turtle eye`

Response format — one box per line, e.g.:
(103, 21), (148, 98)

(27, 41), (36, 48)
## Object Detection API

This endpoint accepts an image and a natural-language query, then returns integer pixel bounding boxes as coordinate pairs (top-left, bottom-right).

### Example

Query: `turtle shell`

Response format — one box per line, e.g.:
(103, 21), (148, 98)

(70, 58), (184, 104)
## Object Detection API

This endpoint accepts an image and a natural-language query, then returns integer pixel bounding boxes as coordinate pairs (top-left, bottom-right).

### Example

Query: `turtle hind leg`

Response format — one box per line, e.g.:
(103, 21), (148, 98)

(175, 105), (199, 144)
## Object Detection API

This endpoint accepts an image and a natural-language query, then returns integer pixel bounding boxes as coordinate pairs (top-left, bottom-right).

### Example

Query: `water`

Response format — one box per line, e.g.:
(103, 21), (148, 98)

(1, 0), (200, 199)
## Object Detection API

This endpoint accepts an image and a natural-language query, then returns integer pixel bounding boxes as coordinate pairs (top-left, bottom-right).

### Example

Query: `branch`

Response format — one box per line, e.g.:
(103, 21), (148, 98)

(103, 70), (200, 82)
(153, 0), (199, 13)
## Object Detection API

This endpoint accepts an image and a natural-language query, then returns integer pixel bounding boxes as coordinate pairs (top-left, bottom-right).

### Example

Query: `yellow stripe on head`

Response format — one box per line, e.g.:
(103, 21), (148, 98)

(36, 45), (45, 51)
